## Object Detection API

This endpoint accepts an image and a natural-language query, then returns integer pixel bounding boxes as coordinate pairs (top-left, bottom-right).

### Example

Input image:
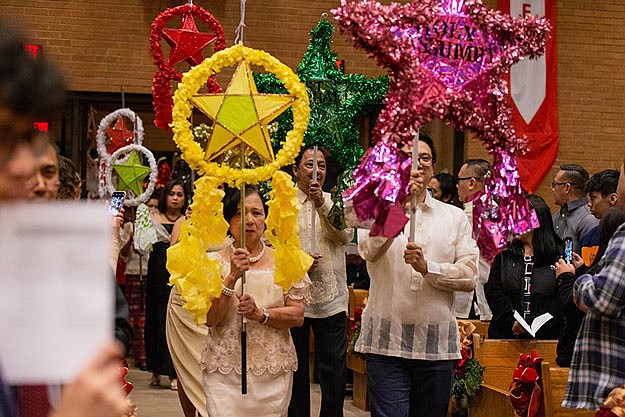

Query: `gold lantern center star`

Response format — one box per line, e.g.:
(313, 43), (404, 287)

(191, 60), (296, 162)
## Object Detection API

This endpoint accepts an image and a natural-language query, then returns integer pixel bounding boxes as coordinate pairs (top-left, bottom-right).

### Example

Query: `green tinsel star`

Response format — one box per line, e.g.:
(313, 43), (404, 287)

(254, 19), (389, 173)
(113, 151), (151, 197)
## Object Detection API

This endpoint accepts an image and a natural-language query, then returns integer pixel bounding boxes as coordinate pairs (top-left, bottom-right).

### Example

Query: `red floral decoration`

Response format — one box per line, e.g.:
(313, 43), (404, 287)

(150, 4), (226, 131)
(596, 409), (618, 417)
(348, 306), (364, 357)
(120, 359), (133, 396)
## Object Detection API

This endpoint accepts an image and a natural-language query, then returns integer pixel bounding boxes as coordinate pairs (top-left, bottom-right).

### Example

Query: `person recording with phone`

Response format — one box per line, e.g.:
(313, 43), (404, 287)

(554, 206), (625, 367)
(561, 161), (625, 411)
(145, 179), (187, 390)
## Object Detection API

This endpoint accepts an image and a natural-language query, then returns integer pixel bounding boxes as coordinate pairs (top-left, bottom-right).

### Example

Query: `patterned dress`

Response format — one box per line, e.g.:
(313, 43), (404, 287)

(201, 256), (310, 417)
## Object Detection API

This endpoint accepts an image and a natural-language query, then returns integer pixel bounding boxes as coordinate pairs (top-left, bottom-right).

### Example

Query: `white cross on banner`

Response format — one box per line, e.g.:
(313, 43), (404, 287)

(499, 0), (559, 193)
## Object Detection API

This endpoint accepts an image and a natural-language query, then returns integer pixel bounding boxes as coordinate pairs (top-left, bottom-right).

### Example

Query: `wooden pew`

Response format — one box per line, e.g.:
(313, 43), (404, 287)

(472, 335), (558, 390)
(467, 383), (516, 417)
(468, 335), (558, 417)
(540, 362), (595, 417)
(347, 287), (369, 411)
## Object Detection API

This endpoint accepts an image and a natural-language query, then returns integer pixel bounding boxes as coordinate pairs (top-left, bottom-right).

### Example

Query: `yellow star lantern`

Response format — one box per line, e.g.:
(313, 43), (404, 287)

(168, 44), (312, 325)
(191, 60), (296, 163)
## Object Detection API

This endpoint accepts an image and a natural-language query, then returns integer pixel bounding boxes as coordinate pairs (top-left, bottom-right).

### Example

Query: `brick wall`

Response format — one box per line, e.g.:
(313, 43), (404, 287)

(3, 0), (385, 93)
(468, 0), (625, 207)
(5, 0), (625, 205)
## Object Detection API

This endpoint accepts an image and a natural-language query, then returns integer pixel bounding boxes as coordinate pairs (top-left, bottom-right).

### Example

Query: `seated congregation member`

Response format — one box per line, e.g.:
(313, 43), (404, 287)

(202, 186), (310, 417)
(579, 169), (619, 266)
(555, 206), (625, 367)
(559, 161), (625, 410)
(357, 134), (478, 417)
(485, 194), (563, 339)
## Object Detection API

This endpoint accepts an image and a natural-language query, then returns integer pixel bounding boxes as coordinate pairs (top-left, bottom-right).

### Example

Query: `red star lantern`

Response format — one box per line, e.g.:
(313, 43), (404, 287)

(150, 4), (226, 131)
(106, 117), (134, 154)
(162, 14), (216, 67)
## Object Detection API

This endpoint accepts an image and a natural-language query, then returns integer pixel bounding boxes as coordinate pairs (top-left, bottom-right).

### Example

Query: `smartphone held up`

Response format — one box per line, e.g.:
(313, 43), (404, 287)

(564, 237), (573, 264)
(108, 191), (126, 216)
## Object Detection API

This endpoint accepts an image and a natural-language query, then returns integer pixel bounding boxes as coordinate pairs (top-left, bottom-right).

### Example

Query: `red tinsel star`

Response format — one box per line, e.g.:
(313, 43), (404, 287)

(162, 13), (216, 67)
(106, 117), (134, 154)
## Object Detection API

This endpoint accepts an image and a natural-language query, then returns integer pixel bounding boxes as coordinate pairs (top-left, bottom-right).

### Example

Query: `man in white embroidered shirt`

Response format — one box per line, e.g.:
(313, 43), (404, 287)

(289, 147), (354, 417)
(357, 135), (478, 417)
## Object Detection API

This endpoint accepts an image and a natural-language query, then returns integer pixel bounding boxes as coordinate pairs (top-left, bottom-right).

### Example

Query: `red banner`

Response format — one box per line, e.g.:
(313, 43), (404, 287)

(499, 0), (559, 193)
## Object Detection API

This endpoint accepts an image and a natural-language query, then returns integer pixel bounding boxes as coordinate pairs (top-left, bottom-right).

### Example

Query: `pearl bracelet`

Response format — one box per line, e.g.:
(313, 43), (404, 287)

(221, 285), (234, 297)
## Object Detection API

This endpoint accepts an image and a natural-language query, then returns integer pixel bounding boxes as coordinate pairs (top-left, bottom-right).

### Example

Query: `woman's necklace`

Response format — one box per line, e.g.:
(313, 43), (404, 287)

(163, 212), (181, 223)
(232, 241), (266, 263)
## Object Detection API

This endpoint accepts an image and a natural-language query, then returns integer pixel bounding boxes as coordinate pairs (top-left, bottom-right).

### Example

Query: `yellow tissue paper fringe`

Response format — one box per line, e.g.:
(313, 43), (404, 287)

(167, 176), (229, 325)
(171, 44), (310, 187)
(265, 171), (314, 292)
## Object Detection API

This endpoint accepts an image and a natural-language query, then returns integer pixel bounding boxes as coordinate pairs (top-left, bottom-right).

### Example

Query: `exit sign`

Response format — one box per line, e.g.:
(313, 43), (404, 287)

(25, 44), (42, 58)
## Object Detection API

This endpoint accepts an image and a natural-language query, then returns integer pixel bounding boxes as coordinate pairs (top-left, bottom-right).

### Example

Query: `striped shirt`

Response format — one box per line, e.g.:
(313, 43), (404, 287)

(563, 223), (625, 410)
(356, 194), (478, 360)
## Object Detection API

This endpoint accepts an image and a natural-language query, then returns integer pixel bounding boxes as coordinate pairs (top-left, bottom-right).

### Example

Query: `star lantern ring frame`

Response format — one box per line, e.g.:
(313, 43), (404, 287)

(171, 44), (310, 187)
(105, 143), (158, 207)
(96, 108), (144, 161)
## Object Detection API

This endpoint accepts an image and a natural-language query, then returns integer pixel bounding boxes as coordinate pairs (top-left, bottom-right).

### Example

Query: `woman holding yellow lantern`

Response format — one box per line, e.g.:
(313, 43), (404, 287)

(166, 42), (312, 416)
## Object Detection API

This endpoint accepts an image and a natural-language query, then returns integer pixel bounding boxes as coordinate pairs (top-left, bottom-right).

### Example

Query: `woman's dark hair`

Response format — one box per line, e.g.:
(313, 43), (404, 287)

(593, 206), (625, 266)
(433, 172), (458, 202)
(222, 184), (267, 224)
(509, 194), (562, 266)
(158, 179), (187, 214)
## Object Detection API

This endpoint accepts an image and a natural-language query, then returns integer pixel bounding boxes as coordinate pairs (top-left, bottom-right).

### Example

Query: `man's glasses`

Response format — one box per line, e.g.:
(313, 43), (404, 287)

(551, 181), (569, 188)
(416, 154), (433, 166)
(457, 176), (480, 182)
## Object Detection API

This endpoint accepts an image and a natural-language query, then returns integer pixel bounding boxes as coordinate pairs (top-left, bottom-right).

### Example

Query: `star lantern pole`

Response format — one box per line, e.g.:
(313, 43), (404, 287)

(192, 53), (297, 395)
(332, 0), (551, 260)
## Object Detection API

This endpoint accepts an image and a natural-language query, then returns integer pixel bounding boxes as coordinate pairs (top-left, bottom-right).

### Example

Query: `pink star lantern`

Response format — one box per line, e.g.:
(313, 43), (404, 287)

(106, 117), (134, 154)
(162, 13), (216, 67)
(333, 0), (550, 242)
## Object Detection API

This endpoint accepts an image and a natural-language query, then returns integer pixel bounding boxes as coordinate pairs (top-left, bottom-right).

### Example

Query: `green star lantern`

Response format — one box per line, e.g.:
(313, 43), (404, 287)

(112, 151), (151, 197)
